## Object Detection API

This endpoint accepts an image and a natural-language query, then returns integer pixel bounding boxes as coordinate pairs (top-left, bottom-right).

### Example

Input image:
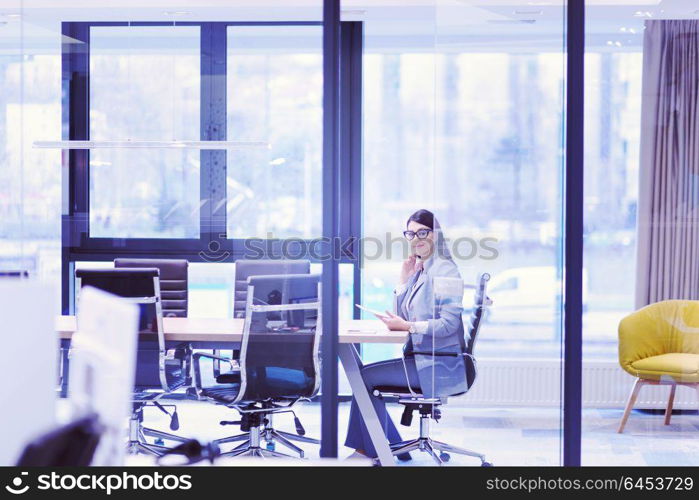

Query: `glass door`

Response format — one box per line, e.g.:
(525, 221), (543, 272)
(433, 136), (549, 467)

(355, 0), (567, 465)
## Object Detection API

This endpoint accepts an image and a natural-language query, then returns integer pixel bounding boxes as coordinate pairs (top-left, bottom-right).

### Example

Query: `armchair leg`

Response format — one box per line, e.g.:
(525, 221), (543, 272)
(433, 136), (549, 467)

(664, 384), (677, 425)
(618, 378), (643, 433)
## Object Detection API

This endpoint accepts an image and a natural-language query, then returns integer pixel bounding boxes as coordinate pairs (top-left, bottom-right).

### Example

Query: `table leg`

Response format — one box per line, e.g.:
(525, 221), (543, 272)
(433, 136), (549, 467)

(338, 344), (395, 467)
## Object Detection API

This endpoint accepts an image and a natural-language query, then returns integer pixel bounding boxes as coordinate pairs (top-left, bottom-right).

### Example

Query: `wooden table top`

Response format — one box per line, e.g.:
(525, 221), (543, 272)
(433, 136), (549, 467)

(56, 316), (408, 344)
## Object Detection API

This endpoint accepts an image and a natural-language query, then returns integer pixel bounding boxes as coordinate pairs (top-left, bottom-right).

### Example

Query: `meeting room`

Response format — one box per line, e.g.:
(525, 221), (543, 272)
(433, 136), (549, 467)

(1, 0), (698, 474)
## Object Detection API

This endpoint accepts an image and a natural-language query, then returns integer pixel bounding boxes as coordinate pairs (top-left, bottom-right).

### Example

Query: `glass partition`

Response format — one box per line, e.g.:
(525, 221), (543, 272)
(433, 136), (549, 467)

(583, 1), (699, 466)
(10, 0), (327, 463)
(355, 0), (567, 465)
(226, 25), (323, 240)
(89, 25), (201, 239)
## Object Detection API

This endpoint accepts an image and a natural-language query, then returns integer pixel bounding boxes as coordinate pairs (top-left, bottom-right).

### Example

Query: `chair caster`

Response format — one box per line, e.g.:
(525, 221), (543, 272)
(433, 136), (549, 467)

(481, 461), (493, 467)
(266, 441), (276, 451)
(154, 438), (165, 446)
(439, 452), (450, 462)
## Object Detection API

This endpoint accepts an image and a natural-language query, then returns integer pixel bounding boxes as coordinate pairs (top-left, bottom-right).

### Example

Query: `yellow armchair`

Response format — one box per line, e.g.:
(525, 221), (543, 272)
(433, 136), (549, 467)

(617, 300), (699, 433)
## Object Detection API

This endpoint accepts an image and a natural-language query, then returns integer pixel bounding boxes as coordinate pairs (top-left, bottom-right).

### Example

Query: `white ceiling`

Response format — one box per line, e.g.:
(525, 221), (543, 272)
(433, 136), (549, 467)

(0, 1), (697, 53)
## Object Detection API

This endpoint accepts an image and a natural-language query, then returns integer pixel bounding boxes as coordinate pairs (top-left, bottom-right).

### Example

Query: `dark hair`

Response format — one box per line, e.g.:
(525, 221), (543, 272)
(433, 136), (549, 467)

(406, 209), (437, 230)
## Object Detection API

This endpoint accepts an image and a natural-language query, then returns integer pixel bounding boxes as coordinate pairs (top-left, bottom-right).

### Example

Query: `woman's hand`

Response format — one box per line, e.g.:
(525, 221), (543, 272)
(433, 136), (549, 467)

(376, 310), (411, 331)
(399, 254), (417, 285)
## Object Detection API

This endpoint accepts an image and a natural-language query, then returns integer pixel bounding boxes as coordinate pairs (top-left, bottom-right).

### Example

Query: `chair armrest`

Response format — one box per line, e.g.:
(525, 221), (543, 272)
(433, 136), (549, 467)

(164, 348), (180, 364)
(192, 352), (238, 394)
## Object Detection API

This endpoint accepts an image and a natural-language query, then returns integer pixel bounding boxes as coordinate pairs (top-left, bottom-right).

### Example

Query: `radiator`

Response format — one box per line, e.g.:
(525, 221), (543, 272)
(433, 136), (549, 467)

(451, 358), (699, 409)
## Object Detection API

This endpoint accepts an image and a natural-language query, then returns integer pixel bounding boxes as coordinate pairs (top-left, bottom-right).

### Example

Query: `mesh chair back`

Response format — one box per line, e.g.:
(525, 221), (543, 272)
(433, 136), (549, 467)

(233, 260), (310, 318)
(462, 273), (491, 389)
(236, 274), (321, 402)
(74, 268), (173, 390)
(115, 258), (188, 317)
(465, 273), (491, 355)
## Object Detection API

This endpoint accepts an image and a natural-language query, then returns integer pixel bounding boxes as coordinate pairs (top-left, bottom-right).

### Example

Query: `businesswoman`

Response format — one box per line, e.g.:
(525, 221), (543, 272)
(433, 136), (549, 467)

(345, 209), (466, 459)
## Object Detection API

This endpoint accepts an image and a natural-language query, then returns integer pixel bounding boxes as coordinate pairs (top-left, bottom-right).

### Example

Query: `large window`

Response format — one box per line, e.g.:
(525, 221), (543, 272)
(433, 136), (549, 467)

(362, 50), (566, 360)
(582, 2), (699, 467)
(226, 26), (323, 240)
(583, 51), (642, 355)
(0, 14), (61, 286)
(89, 26), (201, 239)
(359, 1), (567, 465)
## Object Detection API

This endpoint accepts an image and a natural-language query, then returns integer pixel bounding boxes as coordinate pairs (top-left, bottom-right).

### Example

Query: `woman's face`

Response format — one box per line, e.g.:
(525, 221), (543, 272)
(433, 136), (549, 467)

(406, 220), (435, 259)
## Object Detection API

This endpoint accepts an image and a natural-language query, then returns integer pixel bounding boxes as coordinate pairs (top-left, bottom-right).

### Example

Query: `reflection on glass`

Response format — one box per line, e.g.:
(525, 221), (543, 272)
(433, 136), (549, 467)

(359, 0), (566, 466)
(226, 26), (322, 239)
(0, 13), (61, 280)
(584, 4), (699, 466)
(89, 26), (201, 238)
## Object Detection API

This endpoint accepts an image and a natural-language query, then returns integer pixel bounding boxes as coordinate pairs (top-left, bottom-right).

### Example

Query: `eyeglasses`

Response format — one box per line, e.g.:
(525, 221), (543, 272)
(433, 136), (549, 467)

(403, 229), (432, 240)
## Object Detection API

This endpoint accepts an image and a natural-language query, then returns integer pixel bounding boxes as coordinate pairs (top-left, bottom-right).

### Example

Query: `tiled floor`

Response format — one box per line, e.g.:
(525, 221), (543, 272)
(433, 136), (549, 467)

(128, 399), (699, 466)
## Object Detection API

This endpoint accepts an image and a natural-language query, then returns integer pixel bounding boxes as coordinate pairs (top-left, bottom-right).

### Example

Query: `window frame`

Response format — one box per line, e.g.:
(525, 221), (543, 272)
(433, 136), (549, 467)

(61, 20), (362, 313)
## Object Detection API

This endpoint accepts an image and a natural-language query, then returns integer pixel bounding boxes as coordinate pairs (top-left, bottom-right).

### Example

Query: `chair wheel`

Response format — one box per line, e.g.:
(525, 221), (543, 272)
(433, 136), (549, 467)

(154, 438), (165, 446)
(266, 441), (276, 451)
(481, 461), (493, 467)
(439, 452), (451, 462)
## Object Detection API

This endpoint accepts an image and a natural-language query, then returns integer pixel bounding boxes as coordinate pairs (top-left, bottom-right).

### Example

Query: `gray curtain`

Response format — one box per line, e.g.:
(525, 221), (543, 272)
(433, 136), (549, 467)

(636, 20), (699, 308)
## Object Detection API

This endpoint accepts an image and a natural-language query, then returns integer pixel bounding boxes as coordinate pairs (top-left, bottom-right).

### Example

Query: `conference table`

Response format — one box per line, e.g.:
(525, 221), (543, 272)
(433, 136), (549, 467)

(56, 316), (407, 466)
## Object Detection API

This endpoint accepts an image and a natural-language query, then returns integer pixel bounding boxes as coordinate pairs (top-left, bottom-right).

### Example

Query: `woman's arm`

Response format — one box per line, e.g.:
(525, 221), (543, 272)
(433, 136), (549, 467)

(412, 260), (463, 340)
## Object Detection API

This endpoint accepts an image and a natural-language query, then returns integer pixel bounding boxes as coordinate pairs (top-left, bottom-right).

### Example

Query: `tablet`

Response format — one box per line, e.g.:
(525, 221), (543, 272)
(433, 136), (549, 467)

(355, 304), (388, 317)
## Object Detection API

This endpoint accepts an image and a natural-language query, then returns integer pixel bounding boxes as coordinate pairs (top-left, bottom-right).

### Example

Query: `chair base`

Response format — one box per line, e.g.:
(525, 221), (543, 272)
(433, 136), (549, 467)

(390, 437), (489, 466)
(215, 412), (319, 458)
(389, 413), (489, 466)
(215, 425), (297, 459)
(216, 428), (319, 458)
(127, 414), (189, 457)
(227, 447), (296, 459)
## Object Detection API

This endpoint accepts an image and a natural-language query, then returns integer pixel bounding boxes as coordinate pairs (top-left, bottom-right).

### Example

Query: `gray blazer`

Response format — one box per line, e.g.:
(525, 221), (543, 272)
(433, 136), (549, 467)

(393, 255), (466, 353)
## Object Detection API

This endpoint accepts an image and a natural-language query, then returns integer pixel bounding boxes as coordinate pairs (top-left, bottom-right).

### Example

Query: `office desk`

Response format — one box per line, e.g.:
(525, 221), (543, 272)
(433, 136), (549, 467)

(56, 316), (406, 466)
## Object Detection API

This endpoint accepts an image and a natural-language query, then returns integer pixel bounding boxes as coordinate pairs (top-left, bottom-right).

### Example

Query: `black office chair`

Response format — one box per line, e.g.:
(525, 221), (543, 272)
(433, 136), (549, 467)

(115, 258), (193, 395)
(374, 273), (493, 466)
(16, 414), (102, 466)
(232, 259), (311, 318)
(75, 268), (191, 457)
(193, 274), (321, 459)
(114, 259), (188, 317)
(213, 259), (311, 376)
(215, 259), (316, 451)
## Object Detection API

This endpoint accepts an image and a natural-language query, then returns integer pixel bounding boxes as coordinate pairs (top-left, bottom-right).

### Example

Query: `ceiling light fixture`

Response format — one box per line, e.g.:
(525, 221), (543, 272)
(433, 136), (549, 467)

(514, 10), (543, 15)
(487, 19), (536, 25)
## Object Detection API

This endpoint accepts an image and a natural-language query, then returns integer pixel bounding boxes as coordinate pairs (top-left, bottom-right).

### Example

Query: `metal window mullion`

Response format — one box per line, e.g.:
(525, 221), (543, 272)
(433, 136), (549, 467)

(200, 23), (228, 252)
(321, 0), (341, 459)
(563, 0), (585, 467)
